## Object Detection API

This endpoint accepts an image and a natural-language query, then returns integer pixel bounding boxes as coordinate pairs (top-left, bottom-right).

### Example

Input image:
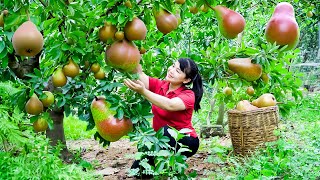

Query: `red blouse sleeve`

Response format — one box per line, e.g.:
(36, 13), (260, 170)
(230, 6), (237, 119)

(177, 90), (195, 110)
(148, 77), (162, 93)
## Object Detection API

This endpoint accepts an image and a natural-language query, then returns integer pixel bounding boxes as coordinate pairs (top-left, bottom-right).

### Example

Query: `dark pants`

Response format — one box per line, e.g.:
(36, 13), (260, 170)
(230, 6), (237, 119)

(131, 126), (200, 177)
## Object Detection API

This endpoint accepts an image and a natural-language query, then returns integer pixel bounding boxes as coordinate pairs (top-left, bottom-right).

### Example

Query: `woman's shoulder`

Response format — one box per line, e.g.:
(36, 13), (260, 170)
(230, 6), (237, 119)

(179, 88), (195, 97)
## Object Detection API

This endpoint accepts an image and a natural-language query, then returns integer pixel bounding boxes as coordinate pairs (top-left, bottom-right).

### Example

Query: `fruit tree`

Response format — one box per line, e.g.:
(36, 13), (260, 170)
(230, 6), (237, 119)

(0, 0), (319, 176)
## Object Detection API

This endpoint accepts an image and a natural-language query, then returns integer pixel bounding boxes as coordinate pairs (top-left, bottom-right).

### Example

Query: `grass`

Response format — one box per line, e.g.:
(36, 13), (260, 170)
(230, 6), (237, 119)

(64, 115), (96, 140)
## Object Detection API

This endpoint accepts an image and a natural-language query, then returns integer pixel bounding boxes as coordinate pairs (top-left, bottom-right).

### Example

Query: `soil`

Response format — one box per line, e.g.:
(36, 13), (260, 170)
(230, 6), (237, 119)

(67, 135), (232, 179)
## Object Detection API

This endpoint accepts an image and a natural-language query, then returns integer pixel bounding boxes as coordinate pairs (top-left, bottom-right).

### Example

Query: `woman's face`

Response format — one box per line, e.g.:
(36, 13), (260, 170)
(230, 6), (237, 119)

(165, 61), (190, 85)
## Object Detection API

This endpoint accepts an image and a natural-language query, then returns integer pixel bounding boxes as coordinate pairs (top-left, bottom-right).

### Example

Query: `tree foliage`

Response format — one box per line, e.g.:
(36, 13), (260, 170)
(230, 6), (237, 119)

(0, 0), (319, 177)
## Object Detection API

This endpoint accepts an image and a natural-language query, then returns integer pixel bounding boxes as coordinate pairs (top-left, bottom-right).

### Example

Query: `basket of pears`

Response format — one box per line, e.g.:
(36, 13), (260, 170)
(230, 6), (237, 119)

(228, 93), (279, 156)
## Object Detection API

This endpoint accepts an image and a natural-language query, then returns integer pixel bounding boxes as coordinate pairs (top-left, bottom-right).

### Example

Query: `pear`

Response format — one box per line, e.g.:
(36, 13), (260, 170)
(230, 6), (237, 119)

(90, 63), (100, 73)
(33, 117), (48, 132)
(63, 59), (80, 78)
(90, 96), (133, 142)
(41, 91), (55, 107)
(0, 12), (4, 27)
(99, 22), (117, 42)
(25, 94), (44, 115)
(52, 68), (67, 87)
(246, 86), (255, 96)
(12, 21), (44, 57)
(223, 87), (232, 96)
(261, 73), (270, 84)
(265, 2), (300, 51)
(213, 5), (246, 39)
(236, 100), (258, 111)
(115, 31), (125, 41)
(124, 17), (147, 41)
(228, 58), (262, 81)
(252, 93), (277, 108)
(105, 39), (141, 72)
(154, 9), (178, 34)
(94, 69), (105, 80)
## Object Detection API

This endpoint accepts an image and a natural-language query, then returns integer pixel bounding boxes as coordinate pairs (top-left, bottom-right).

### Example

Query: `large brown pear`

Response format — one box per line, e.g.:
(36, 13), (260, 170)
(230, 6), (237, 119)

(154, 9), (178, 34)
(228, 58), (262, 81)
(124, 17), (147, 41)
(52, 68), (67, 87)
(63, 59), (80, 78)
(106, 39), (141, 72)
(91, 97), (133, 142)
(213, 5), (245, 39)
(12, 21), (44, 57)
(265, 2), (300, 51)
(25, 94), (44, 115)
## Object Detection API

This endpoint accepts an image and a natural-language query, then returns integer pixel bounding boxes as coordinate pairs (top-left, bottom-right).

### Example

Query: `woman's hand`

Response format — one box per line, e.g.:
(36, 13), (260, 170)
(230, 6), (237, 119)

(124, 79), (146, 94)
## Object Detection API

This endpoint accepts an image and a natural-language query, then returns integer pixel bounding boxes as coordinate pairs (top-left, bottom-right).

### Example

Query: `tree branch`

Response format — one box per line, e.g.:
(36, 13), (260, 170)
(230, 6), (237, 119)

(38, 0), (54, 18)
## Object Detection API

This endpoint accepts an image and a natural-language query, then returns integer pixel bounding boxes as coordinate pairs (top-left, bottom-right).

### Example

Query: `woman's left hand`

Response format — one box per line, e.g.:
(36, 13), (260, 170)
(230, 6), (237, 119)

(124, 79), (146, 94)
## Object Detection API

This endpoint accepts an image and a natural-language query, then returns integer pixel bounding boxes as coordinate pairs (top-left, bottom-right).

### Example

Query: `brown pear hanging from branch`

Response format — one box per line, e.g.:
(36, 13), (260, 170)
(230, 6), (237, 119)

(12, 21), (44, 57)
(213, 5), (246, 39)
(228, 58), (262, 81)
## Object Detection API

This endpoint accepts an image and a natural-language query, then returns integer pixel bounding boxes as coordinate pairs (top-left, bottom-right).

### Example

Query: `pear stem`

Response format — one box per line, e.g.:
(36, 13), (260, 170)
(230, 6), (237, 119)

(204, 0), (216, 11)
(26, 10), (30, 21)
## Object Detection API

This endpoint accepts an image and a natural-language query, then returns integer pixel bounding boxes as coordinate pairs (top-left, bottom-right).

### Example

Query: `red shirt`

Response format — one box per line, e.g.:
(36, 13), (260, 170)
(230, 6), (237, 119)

(149, 77), (198, 138)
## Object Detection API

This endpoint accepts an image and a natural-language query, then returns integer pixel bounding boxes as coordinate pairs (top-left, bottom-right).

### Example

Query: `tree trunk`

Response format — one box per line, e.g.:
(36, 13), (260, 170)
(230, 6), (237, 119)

(8, 52), (72, 162)
(46, 109), (73, 162)
(216, 103), (225, 126)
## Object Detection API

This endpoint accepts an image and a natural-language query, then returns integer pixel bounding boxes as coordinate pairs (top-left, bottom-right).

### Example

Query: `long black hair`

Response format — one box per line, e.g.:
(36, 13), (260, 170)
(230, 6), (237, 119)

(178, 58), (203, 112)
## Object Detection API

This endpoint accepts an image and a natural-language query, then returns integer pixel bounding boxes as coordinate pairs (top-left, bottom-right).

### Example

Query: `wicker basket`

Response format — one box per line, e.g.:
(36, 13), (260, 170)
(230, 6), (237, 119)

(228, 106), (279, 156)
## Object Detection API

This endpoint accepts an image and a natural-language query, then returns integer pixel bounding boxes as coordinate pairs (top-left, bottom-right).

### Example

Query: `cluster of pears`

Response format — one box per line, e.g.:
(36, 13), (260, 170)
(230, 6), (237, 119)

(208, 2), (299, 50)
(99, 17), (146, 72)
(90, 96), (133, 142)
(90, 62), (105, 80)
(236, 93), (277, 112)
(52, 59), (80, 87)
(25, 92), (54, 132)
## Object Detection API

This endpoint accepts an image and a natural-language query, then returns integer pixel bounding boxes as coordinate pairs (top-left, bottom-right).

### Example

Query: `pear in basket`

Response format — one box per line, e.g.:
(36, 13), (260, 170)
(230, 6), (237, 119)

(252, 93), (277, 108)
(236, 100), (259, 111)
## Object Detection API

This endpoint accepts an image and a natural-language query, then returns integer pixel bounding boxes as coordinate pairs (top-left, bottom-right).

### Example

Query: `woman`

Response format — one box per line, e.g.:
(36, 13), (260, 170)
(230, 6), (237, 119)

(124, 58), (203, 176)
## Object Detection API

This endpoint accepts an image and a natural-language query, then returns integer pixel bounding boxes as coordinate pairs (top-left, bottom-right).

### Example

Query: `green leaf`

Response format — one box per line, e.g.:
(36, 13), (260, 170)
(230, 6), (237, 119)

(157, 150), (171, 157)
(61, 43), (71, 51)
(261, 169), (275, 176)
(179, 128), (192, 134)
(117, 14), (126, 24)
(167, 128), (177, 140)
(117, 108), (124, 119)
(0, 41), (5, 53)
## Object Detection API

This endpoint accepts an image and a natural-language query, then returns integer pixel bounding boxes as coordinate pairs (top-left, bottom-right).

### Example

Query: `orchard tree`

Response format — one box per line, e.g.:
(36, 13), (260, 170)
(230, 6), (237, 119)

(0, 0), (319, 178)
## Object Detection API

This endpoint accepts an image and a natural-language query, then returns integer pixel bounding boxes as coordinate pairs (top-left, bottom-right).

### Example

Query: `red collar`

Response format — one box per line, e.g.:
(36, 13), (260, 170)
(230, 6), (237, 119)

(161, 81), (186, 95)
